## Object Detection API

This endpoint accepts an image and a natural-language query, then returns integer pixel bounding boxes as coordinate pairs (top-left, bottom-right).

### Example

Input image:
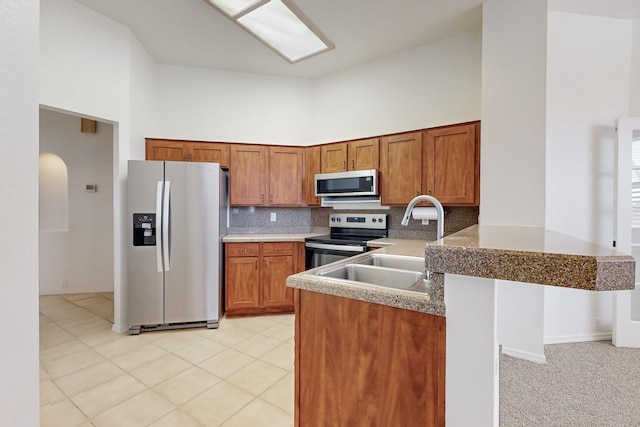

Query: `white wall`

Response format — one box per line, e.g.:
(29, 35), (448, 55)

(0, 1), (40, 425)
(39, 0), (129, 122)
(149, 29), (482, 147)
(480, 1), (548, 227)
(631, 19), (640, 117)
(40, 0), (158, 332)
(39, 109), (114, 295)
(129, 35), (158, 161)
(544, 12), (633, 342)
(481, 0), (548, 362)
(310, 29), (482, 144)
(546, 12), (632, 246)
(151, 65), (312, 146)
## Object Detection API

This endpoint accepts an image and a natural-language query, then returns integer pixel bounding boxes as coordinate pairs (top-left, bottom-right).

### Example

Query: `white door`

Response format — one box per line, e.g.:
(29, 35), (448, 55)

(613, 117), (640, 348)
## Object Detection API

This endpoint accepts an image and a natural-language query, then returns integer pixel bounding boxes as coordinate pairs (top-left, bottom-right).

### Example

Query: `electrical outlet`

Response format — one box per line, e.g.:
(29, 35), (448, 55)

(270, 212), (277, 222)
(594, 317), (601, 331)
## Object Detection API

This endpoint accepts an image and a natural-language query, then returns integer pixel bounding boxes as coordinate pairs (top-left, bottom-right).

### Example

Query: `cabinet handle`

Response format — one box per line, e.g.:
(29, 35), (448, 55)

(416, 191), (420, 196)
(270, 194), (273, 204)
(256, 260), (258, 269)
(351, 159), (354, 170)
(343, 160), (346, 170)
(189, 154), (192, 161)
(262, 194), (265, 203)
(183, 154), (188, 161)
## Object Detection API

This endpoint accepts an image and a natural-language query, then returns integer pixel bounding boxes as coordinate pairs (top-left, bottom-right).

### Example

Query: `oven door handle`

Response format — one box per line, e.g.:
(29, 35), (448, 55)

(305, 242), (366, 252)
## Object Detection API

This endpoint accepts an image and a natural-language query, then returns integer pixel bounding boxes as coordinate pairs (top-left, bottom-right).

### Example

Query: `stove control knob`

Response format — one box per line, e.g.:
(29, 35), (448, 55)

(336, 218), (341, 222)
(372, 218), (376, 223)
(378, 218), (384, 223)
(330, 217), (335, 222)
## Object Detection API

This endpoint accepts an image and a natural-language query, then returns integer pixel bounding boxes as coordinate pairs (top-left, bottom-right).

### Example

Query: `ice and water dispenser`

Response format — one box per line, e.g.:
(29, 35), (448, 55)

(133, 213), (156, 246)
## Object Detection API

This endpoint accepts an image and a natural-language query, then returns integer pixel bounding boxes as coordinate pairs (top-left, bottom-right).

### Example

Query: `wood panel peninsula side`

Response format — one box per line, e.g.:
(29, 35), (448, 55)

(287, 225), (635, 427)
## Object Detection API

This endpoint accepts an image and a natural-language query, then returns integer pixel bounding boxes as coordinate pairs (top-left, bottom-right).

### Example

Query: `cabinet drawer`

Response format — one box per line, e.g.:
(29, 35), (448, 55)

(262, 241), (294, 255)
(227, 242), (260, 257)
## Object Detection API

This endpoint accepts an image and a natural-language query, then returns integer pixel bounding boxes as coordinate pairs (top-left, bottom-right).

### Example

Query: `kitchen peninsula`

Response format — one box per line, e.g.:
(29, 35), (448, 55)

(287, 225), (635, 426)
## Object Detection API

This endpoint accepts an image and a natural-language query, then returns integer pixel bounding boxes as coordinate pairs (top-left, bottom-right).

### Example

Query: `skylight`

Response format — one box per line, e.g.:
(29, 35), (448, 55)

(207, 0), (334, 63)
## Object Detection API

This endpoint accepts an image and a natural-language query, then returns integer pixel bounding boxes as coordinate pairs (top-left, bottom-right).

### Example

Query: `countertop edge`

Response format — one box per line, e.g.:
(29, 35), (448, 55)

(426, 225), (635, 291)
(223, 233), (324, 243)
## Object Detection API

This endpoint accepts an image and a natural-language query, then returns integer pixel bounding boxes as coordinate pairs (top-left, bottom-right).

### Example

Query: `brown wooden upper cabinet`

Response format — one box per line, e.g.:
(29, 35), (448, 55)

(423, 123), (479, 205)
(305, 146), (321, 206)
(146, 139), (187, 161)
(145, 139), (229, 168)
(229, 144), (269, 206)
(320, 142), (347, 173)
(189, 142), (230, 167)
(229, 144), (304, 207)
(320, 138), (379, 173)
(380, 123), (479, 206)
(269, 146), (304, 206)
(348, 138), (380, 171)
(380, 132), (423, 206)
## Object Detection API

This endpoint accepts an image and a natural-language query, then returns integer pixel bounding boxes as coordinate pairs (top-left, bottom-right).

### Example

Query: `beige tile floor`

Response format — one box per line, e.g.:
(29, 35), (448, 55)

(39, 293), (294, 427)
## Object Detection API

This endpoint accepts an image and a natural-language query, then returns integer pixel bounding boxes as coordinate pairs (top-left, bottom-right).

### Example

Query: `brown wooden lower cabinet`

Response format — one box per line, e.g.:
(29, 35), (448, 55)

(294, 290), (446, 427)
(225, 241), (304, 317)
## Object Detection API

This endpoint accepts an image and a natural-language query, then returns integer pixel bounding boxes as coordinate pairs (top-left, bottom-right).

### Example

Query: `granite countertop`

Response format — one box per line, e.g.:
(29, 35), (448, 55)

(287, 225), (636, 317)
(223, 233), (324, 243)
(427, 225), (635, 291)
(287, 238), (445, 316)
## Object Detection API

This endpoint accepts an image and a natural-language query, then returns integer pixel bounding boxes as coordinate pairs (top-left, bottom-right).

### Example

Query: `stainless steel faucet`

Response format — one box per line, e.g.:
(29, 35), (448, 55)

(401, 195), (445, 240)
(401, 195), (444, 282)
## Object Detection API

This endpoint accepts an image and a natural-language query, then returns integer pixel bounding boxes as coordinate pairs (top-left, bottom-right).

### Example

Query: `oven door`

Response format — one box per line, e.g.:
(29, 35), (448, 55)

(305, 242), (366, 269)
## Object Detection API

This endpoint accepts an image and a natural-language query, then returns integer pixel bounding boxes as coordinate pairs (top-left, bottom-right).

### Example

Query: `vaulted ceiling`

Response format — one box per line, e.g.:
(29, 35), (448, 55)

(74, 0), (640, 79)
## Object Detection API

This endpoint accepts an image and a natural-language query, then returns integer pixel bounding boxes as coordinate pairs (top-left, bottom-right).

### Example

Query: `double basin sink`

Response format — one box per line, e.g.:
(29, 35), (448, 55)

(312, 252), (430, 294)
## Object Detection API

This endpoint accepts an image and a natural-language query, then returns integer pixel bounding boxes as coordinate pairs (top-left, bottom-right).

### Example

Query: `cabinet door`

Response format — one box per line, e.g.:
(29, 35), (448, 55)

(424, 123), (478, 205)
(145, 139), (188, 161)
(296, 291), (446, 427)
(321, 143), (347, 173)
(189, 142), (229, 168)
(380, 132), (422, 205)
(229, 144), (269, 206)
(226, 256), (260, 310)
(262, 255), (295, 308)
(269, 146), (304, 206)
(348, 138), (379, 170)
(305, 146), (321, 206)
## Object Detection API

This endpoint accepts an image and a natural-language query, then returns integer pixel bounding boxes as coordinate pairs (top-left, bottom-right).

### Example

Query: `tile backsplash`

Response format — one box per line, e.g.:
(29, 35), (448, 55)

(311, 206), (478, 241)
(228, 205), (479, 241)
(228, 207), (311, 234)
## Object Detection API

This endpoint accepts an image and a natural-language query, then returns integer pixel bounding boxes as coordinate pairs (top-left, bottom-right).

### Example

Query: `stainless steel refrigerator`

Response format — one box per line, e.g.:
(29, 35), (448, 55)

(127, 160), (227, 334)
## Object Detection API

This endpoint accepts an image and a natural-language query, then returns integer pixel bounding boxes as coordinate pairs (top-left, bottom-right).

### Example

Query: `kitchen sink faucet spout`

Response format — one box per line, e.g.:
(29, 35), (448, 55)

(401, 195), (445, 240)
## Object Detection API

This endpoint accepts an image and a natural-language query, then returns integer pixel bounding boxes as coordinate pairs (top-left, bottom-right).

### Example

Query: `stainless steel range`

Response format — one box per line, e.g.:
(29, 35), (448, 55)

(305, 213), (388, 269)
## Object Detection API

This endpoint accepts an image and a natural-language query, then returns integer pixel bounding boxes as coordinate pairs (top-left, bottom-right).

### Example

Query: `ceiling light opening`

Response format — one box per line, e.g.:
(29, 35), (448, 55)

(207, 0), (334, 63)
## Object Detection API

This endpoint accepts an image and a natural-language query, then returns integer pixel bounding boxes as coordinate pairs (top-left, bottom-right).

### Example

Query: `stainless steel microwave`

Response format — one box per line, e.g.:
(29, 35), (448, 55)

(315, 169), (378, 197)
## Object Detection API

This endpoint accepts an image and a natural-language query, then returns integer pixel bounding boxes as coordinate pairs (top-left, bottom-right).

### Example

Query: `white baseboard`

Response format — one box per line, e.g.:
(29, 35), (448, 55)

(111, 323), (129, 334)
(544, 332), (612, 344)
(501, 346), (547, 364)
(39, 288), (114, 295)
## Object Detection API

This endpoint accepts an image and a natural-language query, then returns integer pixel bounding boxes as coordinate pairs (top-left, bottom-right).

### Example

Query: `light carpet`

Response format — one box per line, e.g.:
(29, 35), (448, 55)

(500, 341), (640, 426)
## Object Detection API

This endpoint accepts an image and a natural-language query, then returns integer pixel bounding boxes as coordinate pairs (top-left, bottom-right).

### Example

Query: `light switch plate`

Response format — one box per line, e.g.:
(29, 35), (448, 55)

(270, 212), (276, 222)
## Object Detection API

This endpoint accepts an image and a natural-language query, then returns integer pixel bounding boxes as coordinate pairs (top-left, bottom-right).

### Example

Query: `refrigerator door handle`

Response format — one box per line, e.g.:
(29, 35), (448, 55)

(162, 181), (171, 271)
(156, 181), (164, 272)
